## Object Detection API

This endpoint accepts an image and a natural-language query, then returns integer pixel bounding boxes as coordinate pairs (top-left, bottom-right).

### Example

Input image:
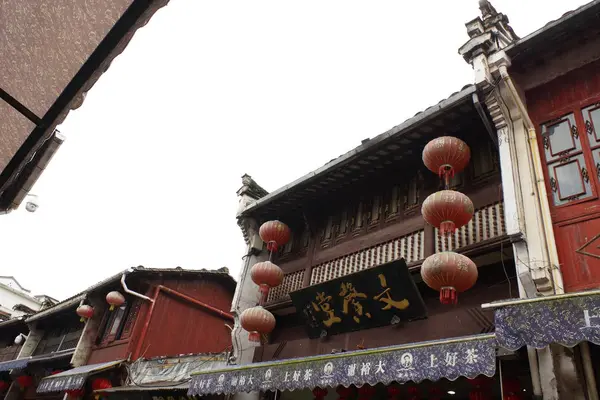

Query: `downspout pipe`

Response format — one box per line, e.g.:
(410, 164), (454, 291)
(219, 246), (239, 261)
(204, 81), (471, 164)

(499, 65), (599, 400)
(120, 272), (154, 303)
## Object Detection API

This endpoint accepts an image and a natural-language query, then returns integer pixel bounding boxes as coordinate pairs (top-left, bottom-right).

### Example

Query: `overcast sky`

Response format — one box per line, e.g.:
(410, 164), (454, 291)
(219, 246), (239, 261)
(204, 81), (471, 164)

(0, 0), (588, 300)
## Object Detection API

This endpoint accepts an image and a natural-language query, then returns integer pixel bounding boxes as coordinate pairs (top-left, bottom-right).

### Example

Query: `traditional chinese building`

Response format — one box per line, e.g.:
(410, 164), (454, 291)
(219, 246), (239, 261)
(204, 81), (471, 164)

(0, 0), (169, 213)
(31, 267), (236, 400)
(0, 317), (29, 400)
(186, 2), (600, 400)
(458, 0), (600, 399)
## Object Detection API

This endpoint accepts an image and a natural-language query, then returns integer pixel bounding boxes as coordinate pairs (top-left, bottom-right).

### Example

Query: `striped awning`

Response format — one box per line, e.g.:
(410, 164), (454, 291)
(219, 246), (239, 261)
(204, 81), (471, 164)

(188, 334), (497, 395)
(489, 290), (600, 350)
(37, 360), (124, 393)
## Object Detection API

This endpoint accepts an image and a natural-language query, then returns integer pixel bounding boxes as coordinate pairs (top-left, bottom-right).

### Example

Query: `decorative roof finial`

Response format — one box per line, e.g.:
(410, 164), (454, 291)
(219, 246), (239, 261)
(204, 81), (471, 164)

(479, 0), (498, 20)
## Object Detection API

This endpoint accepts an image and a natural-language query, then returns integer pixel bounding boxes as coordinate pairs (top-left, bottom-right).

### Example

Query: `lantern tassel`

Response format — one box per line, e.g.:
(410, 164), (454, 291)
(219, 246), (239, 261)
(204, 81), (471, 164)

(248, 332), (261, 342)
(440, 220), (456, 236)
(440, 286), (458, 305)
(439, 164), (454, 188)
(109, 305), (115, 311)
(266, 241), (278, 252)
(80, 317), (85, 323)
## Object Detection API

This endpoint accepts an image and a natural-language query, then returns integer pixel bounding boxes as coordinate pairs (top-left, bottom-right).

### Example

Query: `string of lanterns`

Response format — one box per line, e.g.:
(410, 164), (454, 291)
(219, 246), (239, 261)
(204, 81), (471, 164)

(240, 220), (291, 342)
(420, 136), (478, 305)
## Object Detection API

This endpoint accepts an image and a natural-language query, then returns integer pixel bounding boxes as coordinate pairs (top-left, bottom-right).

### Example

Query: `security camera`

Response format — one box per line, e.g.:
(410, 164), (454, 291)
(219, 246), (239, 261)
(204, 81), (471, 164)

(25, 195), (39, 213)
(14, 333), (27, 345)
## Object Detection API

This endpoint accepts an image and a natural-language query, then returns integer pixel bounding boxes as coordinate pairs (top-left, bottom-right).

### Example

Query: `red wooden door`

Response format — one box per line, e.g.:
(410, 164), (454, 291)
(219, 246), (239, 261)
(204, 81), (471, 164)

(527, 61), (600, 292)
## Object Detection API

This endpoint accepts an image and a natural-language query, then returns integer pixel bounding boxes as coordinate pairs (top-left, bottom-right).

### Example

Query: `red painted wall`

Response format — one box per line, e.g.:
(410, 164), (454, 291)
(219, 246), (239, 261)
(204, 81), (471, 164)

(137, 278), (233, 358)
(525, 58), (600, 292)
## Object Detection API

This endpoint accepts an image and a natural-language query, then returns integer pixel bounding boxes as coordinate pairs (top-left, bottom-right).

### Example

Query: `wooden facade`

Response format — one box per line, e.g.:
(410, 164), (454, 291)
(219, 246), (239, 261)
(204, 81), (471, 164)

(242, 97), (520, 361)
(522, 58), (600, 292)
(87, 272), (235, 365)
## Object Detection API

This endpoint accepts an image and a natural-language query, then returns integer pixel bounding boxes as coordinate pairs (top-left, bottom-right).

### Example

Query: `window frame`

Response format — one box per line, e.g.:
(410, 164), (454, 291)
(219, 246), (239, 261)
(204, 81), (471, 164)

(96, 298), (141, 346)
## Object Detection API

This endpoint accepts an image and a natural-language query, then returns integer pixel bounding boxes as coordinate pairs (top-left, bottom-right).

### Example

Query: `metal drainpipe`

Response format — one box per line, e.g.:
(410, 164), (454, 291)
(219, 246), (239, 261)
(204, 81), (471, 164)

(499, 65), (599, 400)
(120, 273), (155, 303)
(132, 285), (160, 360)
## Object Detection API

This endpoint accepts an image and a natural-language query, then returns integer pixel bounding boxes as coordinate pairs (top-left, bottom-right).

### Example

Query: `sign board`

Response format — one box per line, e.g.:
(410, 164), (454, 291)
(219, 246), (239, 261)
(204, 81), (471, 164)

(290, 258), (427, 338)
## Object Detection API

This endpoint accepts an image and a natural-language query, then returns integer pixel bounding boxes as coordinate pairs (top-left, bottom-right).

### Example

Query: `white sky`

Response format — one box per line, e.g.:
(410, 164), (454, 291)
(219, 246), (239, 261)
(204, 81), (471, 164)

(0, 0), (589, 300)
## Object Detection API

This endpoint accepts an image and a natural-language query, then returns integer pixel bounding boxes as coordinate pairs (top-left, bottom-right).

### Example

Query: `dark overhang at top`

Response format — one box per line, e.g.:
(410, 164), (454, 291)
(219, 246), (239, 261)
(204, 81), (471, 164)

(239, 85), (494, 222)
(0, 0), (169, 213)
(505, 0), (600, 66)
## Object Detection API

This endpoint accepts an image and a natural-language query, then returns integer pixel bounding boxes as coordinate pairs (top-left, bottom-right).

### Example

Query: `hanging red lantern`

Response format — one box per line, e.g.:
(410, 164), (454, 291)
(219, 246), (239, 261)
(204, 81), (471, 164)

(91, 378), (112, 391)
(66, 389), (85, 397)
(0, 380), (10, 392)
(76, 305), (94, 322)
(422, 190), (474, 236)
(16, 375), (33, 389)
(422, 136), (471, 185)
(251, 261), (284, 295)
(386, 386), (401, 400)
(259, 220), (291, 252)
(105, 291), (125, 311)
(469, 376), (492, 400)
(313, 388), (328, 400)
(502, 378), (522, 400)
(240, 306), (276, 342)
(421, 252), (478, 304)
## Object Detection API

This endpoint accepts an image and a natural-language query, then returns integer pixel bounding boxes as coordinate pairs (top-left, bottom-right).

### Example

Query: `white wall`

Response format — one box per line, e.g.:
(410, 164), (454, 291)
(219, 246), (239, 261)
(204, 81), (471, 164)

(0, 278), (43, 318)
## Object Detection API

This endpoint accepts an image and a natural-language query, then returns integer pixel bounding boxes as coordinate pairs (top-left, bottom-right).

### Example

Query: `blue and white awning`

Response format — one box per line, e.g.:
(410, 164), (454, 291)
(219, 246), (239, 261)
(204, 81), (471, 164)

(188, 334), (496, 395)
(0, 358), (29, 372)
(491, 290), (600, 350)
(37, 360), (124, 393)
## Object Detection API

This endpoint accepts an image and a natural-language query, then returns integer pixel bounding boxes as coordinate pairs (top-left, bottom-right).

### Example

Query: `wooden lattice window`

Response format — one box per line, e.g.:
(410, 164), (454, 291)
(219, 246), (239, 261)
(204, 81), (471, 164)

(97, 298), (141, 345)
(541, 113), (594, 206)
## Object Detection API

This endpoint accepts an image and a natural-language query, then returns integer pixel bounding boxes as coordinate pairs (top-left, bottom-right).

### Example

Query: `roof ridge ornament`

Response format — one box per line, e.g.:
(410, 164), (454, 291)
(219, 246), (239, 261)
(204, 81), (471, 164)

(479, 0), (498, 20)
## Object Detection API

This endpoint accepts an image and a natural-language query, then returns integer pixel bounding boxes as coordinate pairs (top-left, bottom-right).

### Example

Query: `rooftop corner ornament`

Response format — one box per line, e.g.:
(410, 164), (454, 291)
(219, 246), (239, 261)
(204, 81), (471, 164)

(421, 136), (478, 305)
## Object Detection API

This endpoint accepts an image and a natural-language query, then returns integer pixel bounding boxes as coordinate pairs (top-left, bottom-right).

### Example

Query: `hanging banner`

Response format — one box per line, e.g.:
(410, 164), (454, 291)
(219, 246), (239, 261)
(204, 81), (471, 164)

(188, 334), (496, 395)
(494, 292), (600, 350)
(290, 259), (427, 338)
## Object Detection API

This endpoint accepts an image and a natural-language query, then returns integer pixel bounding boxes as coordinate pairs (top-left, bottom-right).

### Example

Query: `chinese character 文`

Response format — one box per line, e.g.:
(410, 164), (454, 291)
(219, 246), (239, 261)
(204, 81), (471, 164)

(373, 274), (410, 311)
(465, 349), (479, 364)
(339, 282), (372, 323)
(312, 292), (342, 328)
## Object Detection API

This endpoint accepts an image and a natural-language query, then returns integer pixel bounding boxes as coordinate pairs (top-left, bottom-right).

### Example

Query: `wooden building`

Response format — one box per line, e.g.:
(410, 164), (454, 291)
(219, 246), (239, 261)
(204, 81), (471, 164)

(33, 267), (236, 400)
(0, 318), (29, 400)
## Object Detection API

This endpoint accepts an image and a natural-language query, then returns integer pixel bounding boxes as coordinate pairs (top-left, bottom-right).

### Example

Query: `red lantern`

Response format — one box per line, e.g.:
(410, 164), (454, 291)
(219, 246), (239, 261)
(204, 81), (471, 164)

(105, 291), (125, 311)
(259, 220), (291, 252)
(313, 388), (328, 400)
(386, 386), (401, 400)
(66, 389), (85, 397)
(91, 378), (112, 391)
(16, 375), (33, 389)
(422, 190), (474, 236)
(469, 376), (492, 400)
(337, 386), (353, 400)
(502, 378), (522, 400)
(76, 305), (94, 322)
(422, 136), (471, 185)
(50, 370), (63, 375)
(240, 306), (276, 342)
(0, 380), (10, 392)
(251, 261), (284, 295)
(421, 252), (478, 304)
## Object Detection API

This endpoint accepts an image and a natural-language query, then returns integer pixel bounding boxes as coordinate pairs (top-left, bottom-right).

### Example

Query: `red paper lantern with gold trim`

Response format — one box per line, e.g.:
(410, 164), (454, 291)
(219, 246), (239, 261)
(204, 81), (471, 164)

(421, 252), (478, 304)
(422, 190), (474, 236)
(250, 261), (283, 295)
(337, 386), (353, 400)
(105, 291), (125, 311)
(66, 389), (85, 397)
(313, 388), (328, 400)
(259, 220), (291, 252)
(240, 306), (276, 342)
(16, 375), (33, 389)
(91, 378), (112, 391)
(76, 305), (94, 322)
(0, 381), (10, 392)
(422, 136), (471, 184)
